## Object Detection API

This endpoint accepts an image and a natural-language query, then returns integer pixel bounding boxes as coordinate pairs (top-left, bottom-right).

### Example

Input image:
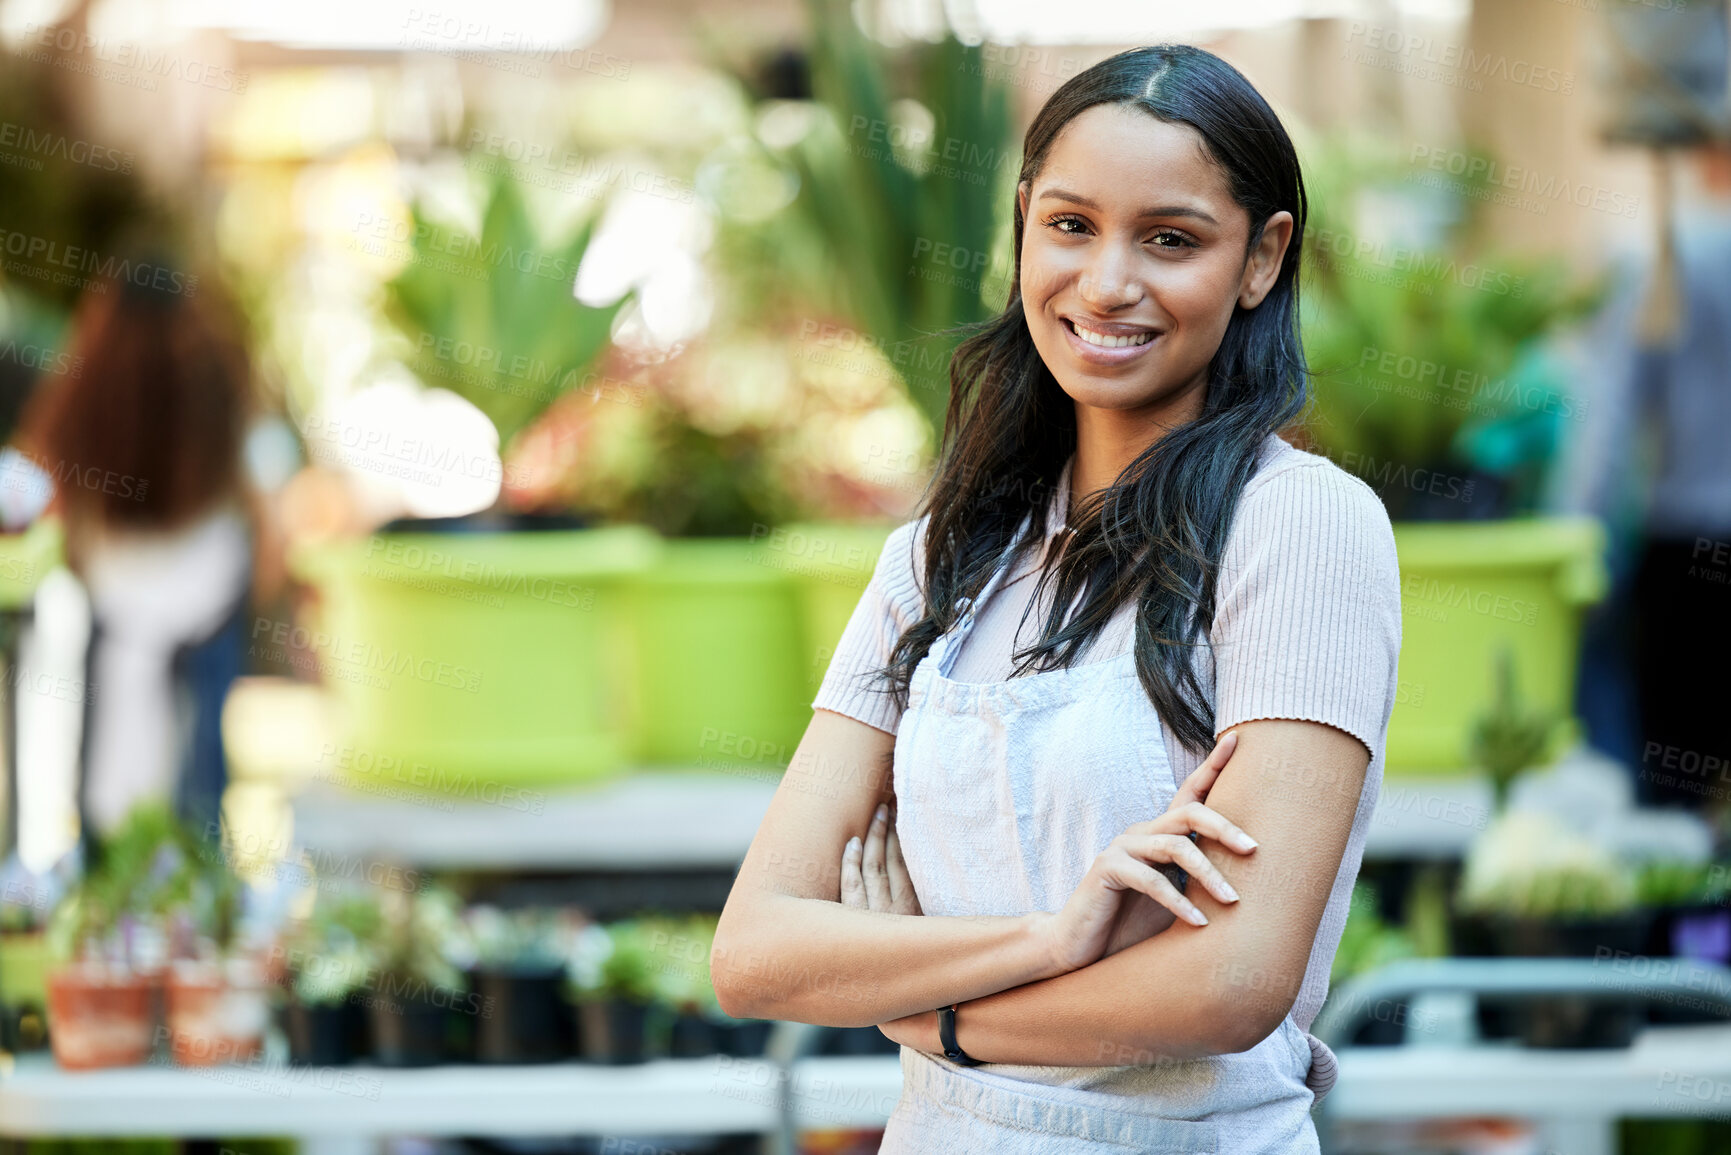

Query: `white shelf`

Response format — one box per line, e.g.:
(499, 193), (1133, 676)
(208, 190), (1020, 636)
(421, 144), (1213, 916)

(1329, 1024), (1731, 1119)
(291, 770), (780, 870)
(0, 1053), (780, 1137)
(288, 747), (1711, 870)
(9, 1025), (1731, 1139)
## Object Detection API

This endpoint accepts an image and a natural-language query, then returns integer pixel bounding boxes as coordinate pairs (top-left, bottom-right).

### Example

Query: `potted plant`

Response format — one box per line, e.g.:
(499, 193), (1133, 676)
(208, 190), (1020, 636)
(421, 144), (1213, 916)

(161, 822), (273, 1068)
(466, 904), (582, 1063)
(1455, 810), (1648, 1047)
(291, 164), (656, 795)
(1638, 860), (1731, 982)
(650, 913), (717, 1058)
(277, 891), (381, 1067)
(1470, 645), (1564, 812)
(568, 919), (659, 1064)
(1294, 133), (1610, 776)
(41, 806), (186, 1069)
(365, 884), (475, 1068)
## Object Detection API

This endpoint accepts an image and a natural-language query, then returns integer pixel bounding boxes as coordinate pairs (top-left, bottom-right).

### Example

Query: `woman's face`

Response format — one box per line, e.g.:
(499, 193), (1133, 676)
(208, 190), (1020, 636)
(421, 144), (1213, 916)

(1017, 104), (1292, 427)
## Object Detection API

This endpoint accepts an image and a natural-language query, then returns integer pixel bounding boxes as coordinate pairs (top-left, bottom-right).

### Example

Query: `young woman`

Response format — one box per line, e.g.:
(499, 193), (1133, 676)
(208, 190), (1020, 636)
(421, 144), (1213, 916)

(713, 44), (1402, 1152)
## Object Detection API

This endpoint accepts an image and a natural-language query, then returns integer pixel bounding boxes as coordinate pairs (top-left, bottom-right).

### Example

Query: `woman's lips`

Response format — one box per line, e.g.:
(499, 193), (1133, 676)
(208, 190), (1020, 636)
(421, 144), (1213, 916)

(1060, 316), (1162, 365)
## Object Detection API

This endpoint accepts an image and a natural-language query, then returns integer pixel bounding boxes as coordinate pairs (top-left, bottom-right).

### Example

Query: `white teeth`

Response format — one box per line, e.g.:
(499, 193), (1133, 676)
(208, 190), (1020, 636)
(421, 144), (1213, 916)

(1072, 323), (1155, 349)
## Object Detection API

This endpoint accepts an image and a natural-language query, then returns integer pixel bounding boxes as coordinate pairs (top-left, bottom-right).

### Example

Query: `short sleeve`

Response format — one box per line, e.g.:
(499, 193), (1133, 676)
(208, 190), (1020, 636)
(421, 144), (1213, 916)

(1210, 459), (1403, 762)
(811, 516), (930, 735)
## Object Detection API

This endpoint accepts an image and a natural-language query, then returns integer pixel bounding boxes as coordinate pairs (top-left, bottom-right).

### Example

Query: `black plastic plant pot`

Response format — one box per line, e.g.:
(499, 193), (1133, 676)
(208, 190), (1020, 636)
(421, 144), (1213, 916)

(603, 999), (653, 1064)
(369, 992), (450, 1067)
(668, 1010), (718, 1058)
(1490, 912), (1655, 959)
(1453, 912), (1655, 960)
(1509, 995), (1642, 1049)
(473, 967), (573, 1064)
(714, 1017), (773, 1057)
(284, 998), (360, 1067)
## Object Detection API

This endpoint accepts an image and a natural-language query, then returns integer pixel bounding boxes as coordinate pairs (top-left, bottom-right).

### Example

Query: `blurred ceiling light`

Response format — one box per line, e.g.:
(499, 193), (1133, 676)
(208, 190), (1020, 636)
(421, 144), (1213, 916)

(0, 0), (78, 49)
(214, 69), (380, 161)
(915, 0), (1468, 44)
(312, 376), (503, 520)
(75, 0), (609, 52)
(577, 186), (715, 350)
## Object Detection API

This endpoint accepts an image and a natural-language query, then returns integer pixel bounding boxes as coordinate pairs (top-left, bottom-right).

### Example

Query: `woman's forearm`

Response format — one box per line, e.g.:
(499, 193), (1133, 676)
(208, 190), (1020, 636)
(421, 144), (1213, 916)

(881, 874), (1306, 1064)
(712, 893), (1066, 1028)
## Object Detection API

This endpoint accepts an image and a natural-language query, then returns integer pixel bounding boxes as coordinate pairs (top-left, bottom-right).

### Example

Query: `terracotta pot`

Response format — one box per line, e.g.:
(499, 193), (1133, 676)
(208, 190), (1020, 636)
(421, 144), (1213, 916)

(45, 964), (156, 1070)
(165, 958), (269, 1066)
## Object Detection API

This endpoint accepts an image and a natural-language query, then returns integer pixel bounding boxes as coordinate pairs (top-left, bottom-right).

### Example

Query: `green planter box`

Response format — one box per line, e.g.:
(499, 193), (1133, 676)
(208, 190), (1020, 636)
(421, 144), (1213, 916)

(0, 931), (51, 1011)
(1389, 517), (1607, 774)
(774, 522), (897, 699)
(0, 518), (61, 610)
(290, 527), (657, 795)
(725, 516), (1606, 781)
(626, 538), (809, 771)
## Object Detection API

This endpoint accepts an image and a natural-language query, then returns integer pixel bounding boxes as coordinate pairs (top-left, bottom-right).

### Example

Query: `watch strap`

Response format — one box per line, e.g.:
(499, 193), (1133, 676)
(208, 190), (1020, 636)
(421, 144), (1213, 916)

(938, 1002), (983, 1066)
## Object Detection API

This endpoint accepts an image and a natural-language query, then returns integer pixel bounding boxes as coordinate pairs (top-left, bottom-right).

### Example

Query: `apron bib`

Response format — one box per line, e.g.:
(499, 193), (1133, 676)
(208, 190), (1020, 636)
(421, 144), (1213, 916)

(880, 520), (1324, 1153)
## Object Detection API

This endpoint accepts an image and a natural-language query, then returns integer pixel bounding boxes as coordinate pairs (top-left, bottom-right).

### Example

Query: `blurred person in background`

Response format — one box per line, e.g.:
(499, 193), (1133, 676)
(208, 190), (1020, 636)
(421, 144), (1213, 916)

(14, 267), (271, 839)
(1555, 140), (1731, 820)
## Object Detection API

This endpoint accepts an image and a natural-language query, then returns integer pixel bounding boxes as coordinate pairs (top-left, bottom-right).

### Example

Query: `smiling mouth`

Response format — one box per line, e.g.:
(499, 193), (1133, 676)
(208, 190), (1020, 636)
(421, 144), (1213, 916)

(1064, 318), (1158, 349)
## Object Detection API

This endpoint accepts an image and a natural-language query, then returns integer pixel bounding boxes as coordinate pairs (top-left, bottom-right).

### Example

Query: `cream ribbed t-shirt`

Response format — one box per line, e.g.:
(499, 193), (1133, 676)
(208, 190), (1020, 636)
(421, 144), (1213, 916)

(812, 431), (1403, 1036)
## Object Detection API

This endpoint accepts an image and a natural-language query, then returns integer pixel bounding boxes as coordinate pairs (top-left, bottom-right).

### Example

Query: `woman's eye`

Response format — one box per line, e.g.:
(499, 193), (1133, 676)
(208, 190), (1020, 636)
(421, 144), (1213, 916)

(1149, 230), (1194, 248)
(1045, 216), (1087, 234)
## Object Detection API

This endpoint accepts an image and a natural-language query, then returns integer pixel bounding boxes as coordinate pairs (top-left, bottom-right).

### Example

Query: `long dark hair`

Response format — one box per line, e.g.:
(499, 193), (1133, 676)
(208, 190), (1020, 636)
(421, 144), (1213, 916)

(20, 268), (251, 538)
(881, 44), (1309, 755)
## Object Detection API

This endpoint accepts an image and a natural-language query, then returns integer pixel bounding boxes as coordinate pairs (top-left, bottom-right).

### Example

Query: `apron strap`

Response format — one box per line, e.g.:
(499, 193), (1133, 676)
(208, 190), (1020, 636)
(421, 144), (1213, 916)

(933, 514), (1034, 679)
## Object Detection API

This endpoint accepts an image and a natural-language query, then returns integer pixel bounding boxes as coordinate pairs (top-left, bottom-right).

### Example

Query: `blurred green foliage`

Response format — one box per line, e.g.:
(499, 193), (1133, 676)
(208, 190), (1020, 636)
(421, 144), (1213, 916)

(751, 0), (1016, 432)
(1332, 882), (1418, 983)
(382, 167), (628, 450)
(1297, 134), (1605, 514)
(46, 805), (242, 962)
(1469, 644), (1562, 811)
(282, 889), (384, 1005)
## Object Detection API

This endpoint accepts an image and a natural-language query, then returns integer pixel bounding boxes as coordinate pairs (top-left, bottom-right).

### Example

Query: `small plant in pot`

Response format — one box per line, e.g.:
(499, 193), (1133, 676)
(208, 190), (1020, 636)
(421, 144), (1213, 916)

(1636, 860), (1731, 1017)
(568, 920), (658, 1064)
(42, 805), (188, 1069)
(1470, 645), (1562, 814)
(653, 914), (721, 1059)
(465, 904), (583, 1063)
(1456, 810), (1646, 1047)
(162, 823), (274, 1068)
(276, 890), (382, 1066)
(648, 912), (772, 1058)
(365, 883), (477, 1068)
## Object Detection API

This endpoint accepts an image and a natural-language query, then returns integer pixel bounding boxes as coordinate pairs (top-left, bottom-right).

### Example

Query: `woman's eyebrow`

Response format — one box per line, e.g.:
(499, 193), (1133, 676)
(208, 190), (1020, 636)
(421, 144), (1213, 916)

(1036, 186), (1219, 226)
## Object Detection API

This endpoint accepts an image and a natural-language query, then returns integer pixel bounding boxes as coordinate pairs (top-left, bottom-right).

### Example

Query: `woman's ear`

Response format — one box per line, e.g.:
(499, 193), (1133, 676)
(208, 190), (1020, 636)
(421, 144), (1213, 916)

(1017, 179), (1031, 221)
(1238, 210), (1294, 310)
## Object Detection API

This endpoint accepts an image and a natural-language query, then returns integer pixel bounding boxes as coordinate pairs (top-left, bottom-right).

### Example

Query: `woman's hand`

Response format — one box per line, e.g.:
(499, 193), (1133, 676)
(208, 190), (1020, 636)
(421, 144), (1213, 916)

(840, 801), (922, 916)
(1037, 729), (1259, 975)
(837, 803), (938, 1052)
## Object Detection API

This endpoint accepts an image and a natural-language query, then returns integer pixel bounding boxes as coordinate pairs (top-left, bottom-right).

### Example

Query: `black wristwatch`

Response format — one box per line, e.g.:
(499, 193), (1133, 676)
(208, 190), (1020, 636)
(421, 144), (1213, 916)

(938, 1003), (983, 1066)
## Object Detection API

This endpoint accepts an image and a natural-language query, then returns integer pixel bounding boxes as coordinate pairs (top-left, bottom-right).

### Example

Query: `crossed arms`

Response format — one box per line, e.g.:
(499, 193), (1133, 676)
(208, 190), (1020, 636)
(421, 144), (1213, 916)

(711, 707), (1370, 1064)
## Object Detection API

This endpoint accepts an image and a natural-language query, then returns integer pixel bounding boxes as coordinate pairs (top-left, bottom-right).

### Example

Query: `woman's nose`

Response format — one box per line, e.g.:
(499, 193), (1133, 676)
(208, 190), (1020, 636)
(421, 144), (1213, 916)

(1076, 244), (1144, 310)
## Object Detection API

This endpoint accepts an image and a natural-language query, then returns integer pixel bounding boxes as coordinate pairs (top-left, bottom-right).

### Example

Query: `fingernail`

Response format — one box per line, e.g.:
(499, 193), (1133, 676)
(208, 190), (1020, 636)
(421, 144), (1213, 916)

(874, 804), (888, 822)
(1187, 908), (1208, 926)
(847, 836), (860, 851)
(1220, 883), (1239, 902)
(1236, 835), (1258, 851)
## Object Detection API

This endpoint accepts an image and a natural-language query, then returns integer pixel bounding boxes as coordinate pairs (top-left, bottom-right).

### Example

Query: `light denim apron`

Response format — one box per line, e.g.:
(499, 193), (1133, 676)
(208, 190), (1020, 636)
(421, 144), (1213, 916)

(879, 519), (1328, 1154)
